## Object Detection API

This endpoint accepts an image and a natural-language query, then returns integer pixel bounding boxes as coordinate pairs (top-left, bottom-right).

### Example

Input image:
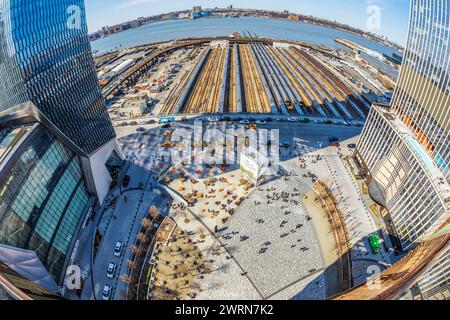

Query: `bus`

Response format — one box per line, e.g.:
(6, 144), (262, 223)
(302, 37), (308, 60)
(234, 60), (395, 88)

(369, 233), (381, 254)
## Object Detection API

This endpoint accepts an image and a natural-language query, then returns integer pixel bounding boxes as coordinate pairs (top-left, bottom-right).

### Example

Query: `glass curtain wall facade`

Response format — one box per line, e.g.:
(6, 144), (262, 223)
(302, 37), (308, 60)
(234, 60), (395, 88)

(356, 0), (450, 248)
(0, 261), (63, 300)
(0, 126), (90, 282)
(0, 0), (115, 155)
(355, 0), (449, 299)
(416, 247), (449, 299)
(392, 0), (449, 177)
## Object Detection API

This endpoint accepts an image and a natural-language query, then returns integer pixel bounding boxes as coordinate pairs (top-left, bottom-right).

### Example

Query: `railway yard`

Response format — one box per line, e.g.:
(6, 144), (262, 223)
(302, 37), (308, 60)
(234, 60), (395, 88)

(97, 38), (393, 123)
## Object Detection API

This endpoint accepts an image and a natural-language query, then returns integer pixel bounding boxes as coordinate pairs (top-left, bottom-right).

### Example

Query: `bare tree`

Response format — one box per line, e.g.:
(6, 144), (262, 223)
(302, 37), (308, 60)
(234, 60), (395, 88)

(137, 232), (148, 243)
(120, 274), (131, 284)
(148, 206), (158, 218)
(130, 245), (139, 255)
(126, 259), (134, 269)
(141, 218), (151, 230)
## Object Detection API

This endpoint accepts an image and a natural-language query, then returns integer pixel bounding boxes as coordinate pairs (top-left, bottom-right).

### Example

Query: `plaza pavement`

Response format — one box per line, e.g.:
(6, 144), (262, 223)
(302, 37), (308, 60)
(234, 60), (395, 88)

(76, 119), (394, 300)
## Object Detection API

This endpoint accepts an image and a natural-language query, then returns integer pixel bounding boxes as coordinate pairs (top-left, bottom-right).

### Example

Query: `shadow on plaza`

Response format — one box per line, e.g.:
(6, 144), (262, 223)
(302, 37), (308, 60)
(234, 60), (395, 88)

(288, 230), (396, 300)
(114, 115), (404, 300)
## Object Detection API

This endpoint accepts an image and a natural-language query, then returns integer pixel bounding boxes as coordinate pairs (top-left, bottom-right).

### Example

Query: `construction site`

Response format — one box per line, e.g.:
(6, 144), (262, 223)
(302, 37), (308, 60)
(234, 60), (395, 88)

(102, 38), (387, 122)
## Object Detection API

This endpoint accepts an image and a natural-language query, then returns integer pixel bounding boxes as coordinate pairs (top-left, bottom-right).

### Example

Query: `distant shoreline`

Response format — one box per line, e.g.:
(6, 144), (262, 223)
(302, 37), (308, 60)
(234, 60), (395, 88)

(89, 9), (404, 52)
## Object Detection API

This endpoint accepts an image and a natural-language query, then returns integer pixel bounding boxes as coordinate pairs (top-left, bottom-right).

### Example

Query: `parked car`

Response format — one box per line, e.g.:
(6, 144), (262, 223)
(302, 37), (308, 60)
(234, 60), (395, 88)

(114, 241), (123, 257)
(136, 127), (145, 132)
(106, 263), (116, 279)
(102, 285), (112, 300)
(239, 119), (250, 125)
(328, 136), (339, 143)
(256, 120), (267, 124)
(287, 117), (297, 122)
(347, 143), (357, 149)
(145, 119), (156, 124)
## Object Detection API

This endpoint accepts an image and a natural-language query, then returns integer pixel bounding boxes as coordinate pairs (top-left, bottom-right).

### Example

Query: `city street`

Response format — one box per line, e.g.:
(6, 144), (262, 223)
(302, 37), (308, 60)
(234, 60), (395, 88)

(75, 120), (394, 300)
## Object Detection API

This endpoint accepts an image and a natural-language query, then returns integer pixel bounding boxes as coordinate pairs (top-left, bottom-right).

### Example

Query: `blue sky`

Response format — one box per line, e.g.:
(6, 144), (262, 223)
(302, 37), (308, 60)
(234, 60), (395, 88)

(85, 0), (410, 45)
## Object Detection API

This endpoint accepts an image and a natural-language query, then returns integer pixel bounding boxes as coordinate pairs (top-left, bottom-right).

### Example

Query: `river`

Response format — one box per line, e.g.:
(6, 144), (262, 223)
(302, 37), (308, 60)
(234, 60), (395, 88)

(90, 16), (400, 57)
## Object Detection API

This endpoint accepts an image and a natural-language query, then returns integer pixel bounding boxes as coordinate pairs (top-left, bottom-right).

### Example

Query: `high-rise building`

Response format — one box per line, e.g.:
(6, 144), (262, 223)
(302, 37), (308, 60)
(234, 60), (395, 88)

(0, 260), (63, 300)
(0, 0), (116, 155)
(355, 0), (450, 249)
(0, 0), (123, 290)
(353, 0), (449, 298)
(415, 247), (449, 299)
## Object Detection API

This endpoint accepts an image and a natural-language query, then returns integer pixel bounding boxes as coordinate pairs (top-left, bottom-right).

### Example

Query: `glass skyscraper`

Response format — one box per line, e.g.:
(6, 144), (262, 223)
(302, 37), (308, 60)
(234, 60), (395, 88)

(354, 0), (449, 299)
(0, 0), (115, 155)
(355, 0), (449, 249)
(0, 0), (122, 290)
(0, 125), (90, 282)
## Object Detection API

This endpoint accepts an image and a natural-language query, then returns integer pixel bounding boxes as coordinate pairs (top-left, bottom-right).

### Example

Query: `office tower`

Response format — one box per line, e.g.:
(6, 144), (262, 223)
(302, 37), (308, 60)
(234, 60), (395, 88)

(353, 0), (449, 299)
(415, 247), (449, 299)
(354, 0), (450, 249)
(0, 0), (123, 289)
(0, 0), (116, 155)
(0, 259), (63, 300)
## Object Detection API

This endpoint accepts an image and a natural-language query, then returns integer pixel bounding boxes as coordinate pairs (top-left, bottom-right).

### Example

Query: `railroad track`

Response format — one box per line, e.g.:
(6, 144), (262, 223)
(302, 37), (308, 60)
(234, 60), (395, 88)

(185, 48), (217, 113)
(228, 45), (237, 113)
(240, 44), (271, 113)
(293, 48), (366, 119)
(268, 46), (315, 112)
(290, 48), (359, 119)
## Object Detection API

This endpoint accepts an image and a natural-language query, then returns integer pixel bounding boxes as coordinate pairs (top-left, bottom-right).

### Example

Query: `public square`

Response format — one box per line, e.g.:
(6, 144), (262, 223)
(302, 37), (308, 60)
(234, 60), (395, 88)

(73, 118), (394, 300)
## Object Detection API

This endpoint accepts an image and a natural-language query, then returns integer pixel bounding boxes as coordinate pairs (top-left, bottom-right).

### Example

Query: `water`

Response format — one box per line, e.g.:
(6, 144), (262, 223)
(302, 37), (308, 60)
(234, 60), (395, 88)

(91, 16), (400, 57)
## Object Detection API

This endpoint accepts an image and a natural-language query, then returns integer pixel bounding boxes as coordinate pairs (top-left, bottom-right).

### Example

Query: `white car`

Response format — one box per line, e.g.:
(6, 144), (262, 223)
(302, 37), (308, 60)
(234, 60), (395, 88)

(239, 119), (250, 125)
(114, 241), (123, 257)
(208, 117), (219, 122)
(288, 117), (297, 122)
(106, 262), (116, 279)
(102, 285), (112, 300)
(314, 120), (322, 124)
(256, 120), (267, 124)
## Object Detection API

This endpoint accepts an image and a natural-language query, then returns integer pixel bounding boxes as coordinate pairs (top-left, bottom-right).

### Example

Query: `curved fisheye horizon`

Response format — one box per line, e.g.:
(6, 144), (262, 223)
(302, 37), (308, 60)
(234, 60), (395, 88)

(85, 0), (410, 47)
(0, 0), (448, 308)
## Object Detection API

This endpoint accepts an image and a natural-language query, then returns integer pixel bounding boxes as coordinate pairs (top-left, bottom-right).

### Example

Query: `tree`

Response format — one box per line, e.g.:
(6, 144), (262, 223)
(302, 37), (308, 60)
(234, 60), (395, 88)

(141, 218), (151, 230)
(126, 259), (134, 269)
(130, 245), (139, 255)
(148, 206), (158, 218)
(120, 274), (131, 284)
(137, 232), (148, 243)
